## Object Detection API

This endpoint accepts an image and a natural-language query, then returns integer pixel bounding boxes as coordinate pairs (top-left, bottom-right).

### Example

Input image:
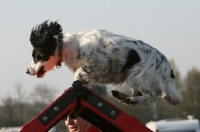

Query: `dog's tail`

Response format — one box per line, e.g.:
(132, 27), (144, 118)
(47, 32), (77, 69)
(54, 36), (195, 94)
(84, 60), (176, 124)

(162, 81), (182, 105)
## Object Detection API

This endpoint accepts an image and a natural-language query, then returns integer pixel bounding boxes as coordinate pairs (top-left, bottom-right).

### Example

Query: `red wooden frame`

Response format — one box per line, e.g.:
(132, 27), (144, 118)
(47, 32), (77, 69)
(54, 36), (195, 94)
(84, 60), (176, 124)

(20, 81), (152, 132)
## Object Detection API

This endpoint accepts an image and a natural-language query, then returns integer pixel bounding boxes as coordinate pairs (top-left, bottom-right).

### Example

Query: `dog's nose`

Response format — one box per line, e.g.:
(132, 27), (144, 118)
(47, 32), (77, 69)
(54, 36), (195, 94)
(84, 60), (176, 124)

(26, 68), (30, 74)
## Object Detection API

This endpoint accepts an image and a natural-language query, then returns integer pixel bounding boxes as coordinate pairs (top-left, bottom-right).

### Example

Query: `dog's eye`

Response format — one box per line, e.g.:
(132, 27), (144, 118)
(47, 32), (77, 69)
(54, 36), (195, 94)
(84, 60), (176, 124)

(37, 56), (42, 61)
(33, 55), (42, 63)
(34, 57), (41, 63)
(34, 55), (49, 63)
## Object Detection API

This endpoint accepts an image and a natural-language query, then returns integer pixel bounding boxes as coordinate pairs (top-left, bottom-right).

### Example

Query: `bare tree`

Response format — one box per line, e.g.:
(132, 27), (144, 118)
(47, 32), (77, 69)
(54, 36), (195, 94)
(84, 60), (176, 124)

(183, 68), (200, 118)
(13, 82), (27, 123)
(2, 95), (16, 126)
(30, 84), (57, 104)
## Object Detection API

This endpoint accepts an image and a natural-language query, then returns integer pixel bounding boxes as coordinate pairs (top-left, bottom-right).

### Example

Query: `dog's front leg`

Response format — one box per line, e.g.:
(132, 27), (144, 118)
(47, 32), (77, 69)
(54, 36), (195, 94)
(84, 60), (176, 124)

(74, 61), (110, 85)
(74, 66), (90, 85)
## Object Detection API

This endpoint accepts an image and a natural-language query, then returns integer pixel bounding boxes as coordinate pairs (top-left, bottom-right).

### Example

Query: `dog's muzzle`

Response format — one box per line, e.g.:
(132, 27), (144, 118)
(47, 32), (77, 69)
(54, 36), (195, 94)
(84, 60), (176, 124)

(26, 67), (35, 75)
(26, 68), (31, 75)
(26, 66), (46, 78)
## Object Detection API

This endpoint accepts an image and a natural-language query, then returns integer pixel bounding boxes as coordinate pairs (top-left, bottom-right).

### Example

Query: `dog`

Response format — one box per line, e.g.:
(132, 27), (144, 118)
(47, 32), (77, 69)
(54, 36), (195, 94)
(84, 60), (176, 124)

(26, 20), (182, 105)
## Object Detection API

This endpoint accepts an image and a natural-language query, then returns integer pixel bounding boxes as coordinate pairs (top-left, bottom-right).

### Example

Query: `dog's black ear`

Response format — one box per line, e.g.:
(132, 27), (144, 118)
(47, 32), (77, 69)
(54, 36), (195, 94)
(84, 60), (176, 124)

(30, 20), (63, 55)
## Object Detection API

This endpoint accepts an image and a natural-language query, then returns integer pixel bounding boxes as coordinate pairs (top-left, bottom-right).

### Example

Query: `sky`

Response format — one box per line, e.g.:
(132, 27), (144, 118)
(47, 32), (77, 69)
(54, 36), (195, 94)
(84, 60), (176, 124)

(0, 1), (200, 103)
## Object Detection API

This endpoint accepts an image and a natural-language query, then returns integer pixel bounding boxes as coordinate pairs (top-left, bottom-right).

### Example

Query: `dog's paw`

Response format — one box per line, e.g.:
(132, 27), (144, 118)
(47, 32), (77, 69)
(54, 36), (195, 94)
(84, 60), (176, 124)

(111, 90), (134, 105)
(111, 90), (120, 99)
(124, 97), (138, 105)
(82, 64), (92, 73)
(111, 90), (142, 105)
(111, 90), (129, 100)
(75, 68), (90, 85)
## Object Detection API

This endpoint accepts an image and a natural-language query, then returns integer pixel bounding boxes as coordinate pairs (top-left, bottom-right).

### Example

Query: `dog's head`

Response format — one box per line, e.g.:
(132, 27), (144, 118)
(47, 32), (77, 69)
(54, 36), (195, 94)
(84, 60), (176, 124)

(26, 20), (62, 78)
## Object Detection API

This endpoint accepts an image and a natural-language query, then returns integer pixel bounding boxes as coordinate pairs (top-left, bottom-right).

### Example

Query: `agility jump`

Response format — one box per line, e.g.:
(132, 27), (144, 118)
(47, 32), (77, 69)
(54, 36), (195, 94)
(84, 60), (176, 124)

(20, 81), (152, 132)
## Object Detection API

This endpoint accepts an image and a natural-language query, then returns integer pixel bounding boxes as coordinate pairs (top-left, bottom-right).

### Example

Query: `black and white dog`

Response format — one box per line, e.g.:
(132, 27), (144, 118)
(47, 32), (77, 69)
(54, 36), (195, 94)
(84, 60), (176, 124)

(26, 20), (182, 105)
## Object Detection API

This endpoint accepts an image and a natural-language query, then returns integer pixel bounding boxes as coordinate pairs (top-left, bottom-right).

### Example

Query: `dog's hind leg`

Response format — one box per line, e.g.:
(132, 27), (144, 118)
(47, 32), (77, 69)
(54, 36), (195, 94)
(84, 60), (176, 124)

(124, 94), (156, 105)
(112, 90), (156, 105)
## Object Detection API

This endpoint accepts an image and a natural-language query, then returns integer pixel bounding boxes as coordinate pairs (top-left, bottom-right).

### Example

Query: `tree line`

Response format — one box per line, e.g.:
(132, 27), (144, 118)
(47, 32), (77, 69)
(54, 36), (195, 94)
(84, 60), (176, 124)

(0, 60), (200, 132)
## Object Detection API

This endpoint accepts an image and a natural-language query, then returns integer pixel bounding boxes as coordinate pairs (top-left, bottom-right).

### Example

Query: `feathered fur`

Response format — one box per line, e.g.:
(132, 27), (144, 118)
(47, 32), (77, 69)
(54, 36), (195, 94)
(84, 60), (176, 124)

(26, 20), (182, 105)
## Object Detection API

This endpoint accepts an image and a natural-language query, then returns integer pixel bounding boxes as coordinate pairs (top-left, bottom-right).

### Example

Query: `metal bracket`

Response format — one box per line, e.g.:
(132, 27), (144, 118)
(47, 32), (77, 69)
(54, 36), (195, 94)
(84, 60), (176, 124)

(38, 89), (77, 126)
